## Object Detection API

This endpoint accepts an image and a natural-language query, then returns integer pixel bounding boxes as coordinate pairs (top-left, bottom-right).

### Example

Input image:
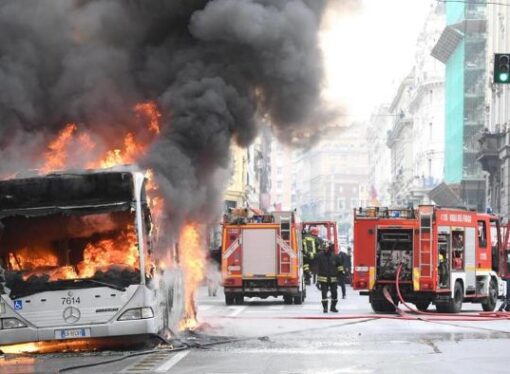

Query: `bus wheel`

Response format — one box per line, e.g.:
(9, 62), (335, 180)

(283, 295), (293, 304)
(482, 278), (498, 312)
(415, 301), (430, 312)
(447, 281), (463, 313)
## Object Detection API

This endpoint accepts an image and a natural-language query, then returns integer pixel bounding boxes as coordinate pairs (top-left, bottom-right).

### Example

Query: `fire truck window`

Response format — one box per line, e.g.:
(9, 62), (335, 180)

(489, 220), (500, 273)
(452, 231), (464, 270)
(477, 221), (487, 248)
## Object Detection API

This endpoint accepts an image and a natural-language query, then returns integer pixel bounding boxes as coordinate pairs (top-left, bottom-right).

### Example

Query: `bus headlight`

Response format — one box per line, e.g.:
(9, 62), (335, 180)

(1, 318), (27, 329)
(118, 307), (154, 321)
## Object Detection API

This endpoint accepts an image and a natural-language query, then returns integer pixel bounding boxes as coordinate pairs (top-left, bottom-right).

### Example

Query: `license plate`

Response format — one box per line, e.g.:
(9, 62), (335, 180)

(55, 328), (90, 339)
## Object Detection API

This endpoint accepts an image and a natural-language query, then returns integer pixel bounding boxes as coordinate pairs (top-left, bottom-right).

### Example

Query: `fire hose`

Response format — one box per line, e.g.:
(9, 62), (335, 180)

(388, 263), (510, 321)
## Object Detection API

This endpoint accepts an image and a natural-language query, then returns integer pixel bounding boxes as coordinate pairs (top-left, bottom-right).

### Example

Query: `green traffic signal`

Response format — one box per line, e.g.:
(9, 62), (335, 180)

(494, 53), (510, 84)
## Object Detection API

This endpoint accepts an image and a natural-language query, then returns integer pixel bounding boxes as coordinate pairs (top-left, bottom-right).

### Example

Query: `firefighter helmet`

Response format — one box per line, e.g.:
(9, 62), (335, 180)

(310, 227), (319, 236)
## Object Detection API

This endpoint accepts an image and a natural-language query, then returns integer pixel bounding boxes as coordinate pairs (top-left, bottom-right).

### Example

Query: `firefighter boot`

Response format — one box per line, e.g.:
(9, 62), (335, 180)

(322, 300), (328, 313)
(330, 300), (338, 313)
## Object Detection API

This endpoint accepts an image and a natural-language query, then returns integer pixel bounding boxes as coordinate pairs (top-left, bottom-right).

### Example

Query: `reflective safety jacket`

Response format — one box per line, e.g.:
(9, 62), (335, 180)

(302, 234), (321, 259)
(316, 250), (343, 283)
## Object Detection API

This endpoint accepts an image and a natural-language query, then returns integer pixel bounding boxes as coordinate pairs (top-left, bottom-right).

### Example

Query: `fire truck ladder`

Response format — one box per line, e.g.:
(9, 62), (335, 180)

(419, 212), (433, 278)
(279, 215), (292, 274)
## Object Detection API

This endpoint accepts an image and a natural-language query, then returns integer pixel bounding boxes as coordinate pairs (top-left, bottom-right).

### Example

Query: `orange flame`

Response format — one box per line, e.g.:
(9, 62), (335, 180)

(8, 226), (139, 282)
(15, 101), (209, 334)
(41, 101), (162, 173)
(41, 123), (77, 172)
(134, 102), (161, 135)
(178, 224), (206, 330)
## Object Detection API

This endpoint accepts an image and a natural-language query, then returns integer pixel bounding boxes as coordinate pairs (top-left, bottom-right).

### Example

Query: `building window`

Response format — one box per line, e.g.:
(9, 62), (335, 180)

(338, 198), (345, 210)
(429, 122), (433, 140)
(277, 181), (283, 189)
(351, 199), (358, 208)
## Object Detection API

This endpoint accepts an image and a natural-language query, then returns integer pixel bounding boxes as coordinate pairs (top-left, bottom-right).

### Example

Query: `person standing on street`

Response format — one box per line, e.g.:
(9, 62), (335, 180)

(338, 250), (348, 299)
(316, 240), (343, 313)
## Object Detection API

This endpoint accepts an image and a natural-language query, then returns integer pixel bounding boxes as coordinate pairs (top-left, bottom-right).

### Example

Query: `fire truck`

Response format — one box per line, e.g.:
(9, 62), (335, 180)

(221, 210), (305, 305)
(352, 205), (506, 313)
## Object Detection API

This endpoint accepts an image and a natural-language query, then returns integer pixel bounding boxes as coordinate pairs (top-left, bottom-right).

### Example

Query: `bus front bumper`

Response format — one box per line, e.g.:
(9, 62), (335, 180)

(0, 317), (158, 346)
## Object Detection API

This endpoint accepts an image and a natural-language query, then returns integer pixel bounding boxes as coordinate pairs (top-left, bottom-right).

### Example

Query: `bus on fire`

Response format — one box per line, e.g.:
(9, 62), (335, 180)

(0, 166), (183, 346)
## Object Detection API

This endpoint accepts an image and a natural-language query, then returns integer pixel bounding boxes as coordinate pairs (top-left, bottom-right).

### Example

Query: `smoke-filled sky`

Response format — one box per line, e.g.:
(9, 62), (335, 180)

(321, 0), (432, 119)
(0, 0), (350, 235)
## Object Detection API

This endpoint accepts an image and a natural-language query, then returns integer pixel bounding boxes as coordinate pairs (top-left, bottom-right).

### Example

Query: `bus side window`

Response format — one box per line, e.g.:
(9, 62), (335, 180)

(477, 221), (487, 248)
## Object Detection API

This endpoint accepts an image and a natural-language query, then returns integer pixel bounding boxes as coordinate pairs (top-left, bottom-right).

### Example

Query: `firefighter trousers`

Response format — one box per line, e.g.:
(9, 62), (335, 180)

(320, 281), (338, 303)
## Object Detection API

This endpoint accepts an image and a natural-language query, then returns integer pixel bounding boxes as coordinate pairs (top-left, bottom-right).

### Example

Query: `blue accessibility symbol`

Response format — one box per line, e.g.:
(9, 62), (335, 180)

(14, 300), (23, 310)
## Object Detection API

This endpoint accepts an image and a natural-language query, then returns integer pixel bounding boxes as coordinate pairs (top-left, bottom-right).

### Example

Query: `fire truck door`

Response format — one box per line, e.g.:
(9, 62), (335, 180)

(465, 227), (476, 289)
(242, 228), (277, 276)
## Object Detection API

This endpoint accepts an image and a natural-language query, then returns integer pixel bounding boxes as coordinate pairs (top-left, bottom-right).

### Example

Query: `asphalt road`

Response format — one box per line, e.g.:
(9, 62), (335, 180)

(1, 285), (510, 374)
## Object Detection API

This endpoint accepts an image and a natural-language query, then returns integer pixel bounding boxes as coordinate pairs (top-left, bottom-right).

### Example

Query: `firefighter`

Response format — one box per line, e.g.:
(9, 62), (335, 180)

(302, 227), (322, 285)
(438, 247), (448, 287)
(316, 239), (343, 313)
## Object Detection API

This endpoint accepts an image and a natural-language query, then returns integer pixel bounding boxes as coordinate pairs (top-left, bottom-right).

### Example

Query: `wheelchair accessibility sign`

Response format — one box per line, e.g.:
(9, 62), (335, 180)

(14, 300), (23, 310)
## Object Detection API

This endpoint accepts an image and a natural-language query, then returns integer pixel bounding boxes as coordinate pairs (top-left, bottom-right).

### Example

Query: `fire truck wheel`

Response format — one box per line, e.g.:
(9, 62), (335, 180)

(370, 299), (396, 313)
(481, 278), (498, 312)
(414, 301), (430, 312)
(235, 295), (244, 305)
(283, 295), (293, 304)
(448, 281), (463, 313)
(225, 294), (235, 305)
(293, 292), (303, 305)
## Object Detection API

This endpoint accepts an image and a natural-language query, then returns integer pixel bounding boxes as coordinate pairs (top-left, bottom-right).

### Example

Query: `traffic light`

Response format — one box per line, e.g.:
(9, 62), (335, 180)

(494, 53), (510, 84)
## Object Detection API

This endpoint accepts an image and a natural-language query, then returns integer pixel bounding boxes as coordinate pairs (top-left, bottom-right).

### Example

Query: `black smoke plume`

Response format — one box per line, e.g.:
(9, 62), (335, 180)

(0, 0), (338, 238)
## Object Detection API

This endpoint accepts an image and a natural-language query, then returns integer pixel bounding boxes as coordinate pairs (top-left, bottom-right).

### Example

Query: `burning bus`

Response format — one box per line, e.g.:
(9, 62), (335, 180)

(0, 166), (184, 346)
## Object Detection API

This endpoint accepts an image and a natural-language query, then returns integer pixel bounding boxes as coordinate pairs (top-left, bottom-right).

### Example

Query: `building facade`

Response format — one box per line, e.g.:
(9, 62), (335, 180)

(408, 4), (445, 204)
(367, 105), (393, 207)
(431, 1), (487, 211)
(386, 4), (446, 208)
(387, 73), (415, 206)
(477, 3), (510, 218)
(293, 125), (369, 238)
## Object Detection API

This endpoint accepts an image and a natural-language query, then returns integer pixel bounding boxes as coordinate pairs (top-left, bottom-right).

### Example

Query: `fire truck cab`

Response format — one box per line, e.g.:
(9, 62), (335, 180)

(221, 210), (305, 305)
(353, 205), (505, 313)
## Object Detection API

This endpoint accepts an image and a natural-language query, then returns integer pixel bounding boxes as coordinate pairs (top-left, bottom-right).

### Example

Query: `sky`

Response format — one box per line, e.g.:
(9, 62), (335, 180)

(321, 0), (435, 121)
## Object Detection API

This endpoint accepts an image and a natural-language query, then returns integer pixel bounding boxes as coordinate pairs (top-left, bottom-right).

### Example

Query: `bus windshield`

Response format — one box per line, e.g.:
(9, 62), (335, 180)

(0, 210), (141, 299)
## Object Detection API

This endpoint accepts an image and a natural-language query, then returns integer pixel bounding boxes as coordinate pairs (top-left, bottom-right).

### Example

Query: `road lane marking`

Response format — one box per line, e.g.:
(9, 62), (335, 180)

(155, 351), (190, 372)
(269, 306), (284, 310)
(227, 306), (246, 316)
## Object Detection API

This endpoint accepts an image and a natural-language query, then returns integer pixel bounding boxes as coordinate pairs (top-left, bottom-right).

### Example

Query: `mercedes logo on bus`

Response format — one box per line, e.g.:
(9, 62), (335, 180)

(63, 306), (81, 324)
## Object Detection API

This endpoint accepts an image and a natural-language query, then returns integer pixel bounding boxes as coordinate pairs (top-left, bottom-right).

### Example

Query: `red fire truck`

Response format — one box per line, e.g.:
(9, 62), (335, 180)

(352, 205), (506, 313)
(221, 210), (305, 305)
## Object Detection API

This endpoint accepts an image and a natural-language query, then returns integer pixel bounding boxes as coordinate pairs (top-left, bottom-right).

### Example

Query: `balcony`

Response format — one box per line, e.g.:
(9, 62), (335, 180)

(477, 130), (504, 173)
